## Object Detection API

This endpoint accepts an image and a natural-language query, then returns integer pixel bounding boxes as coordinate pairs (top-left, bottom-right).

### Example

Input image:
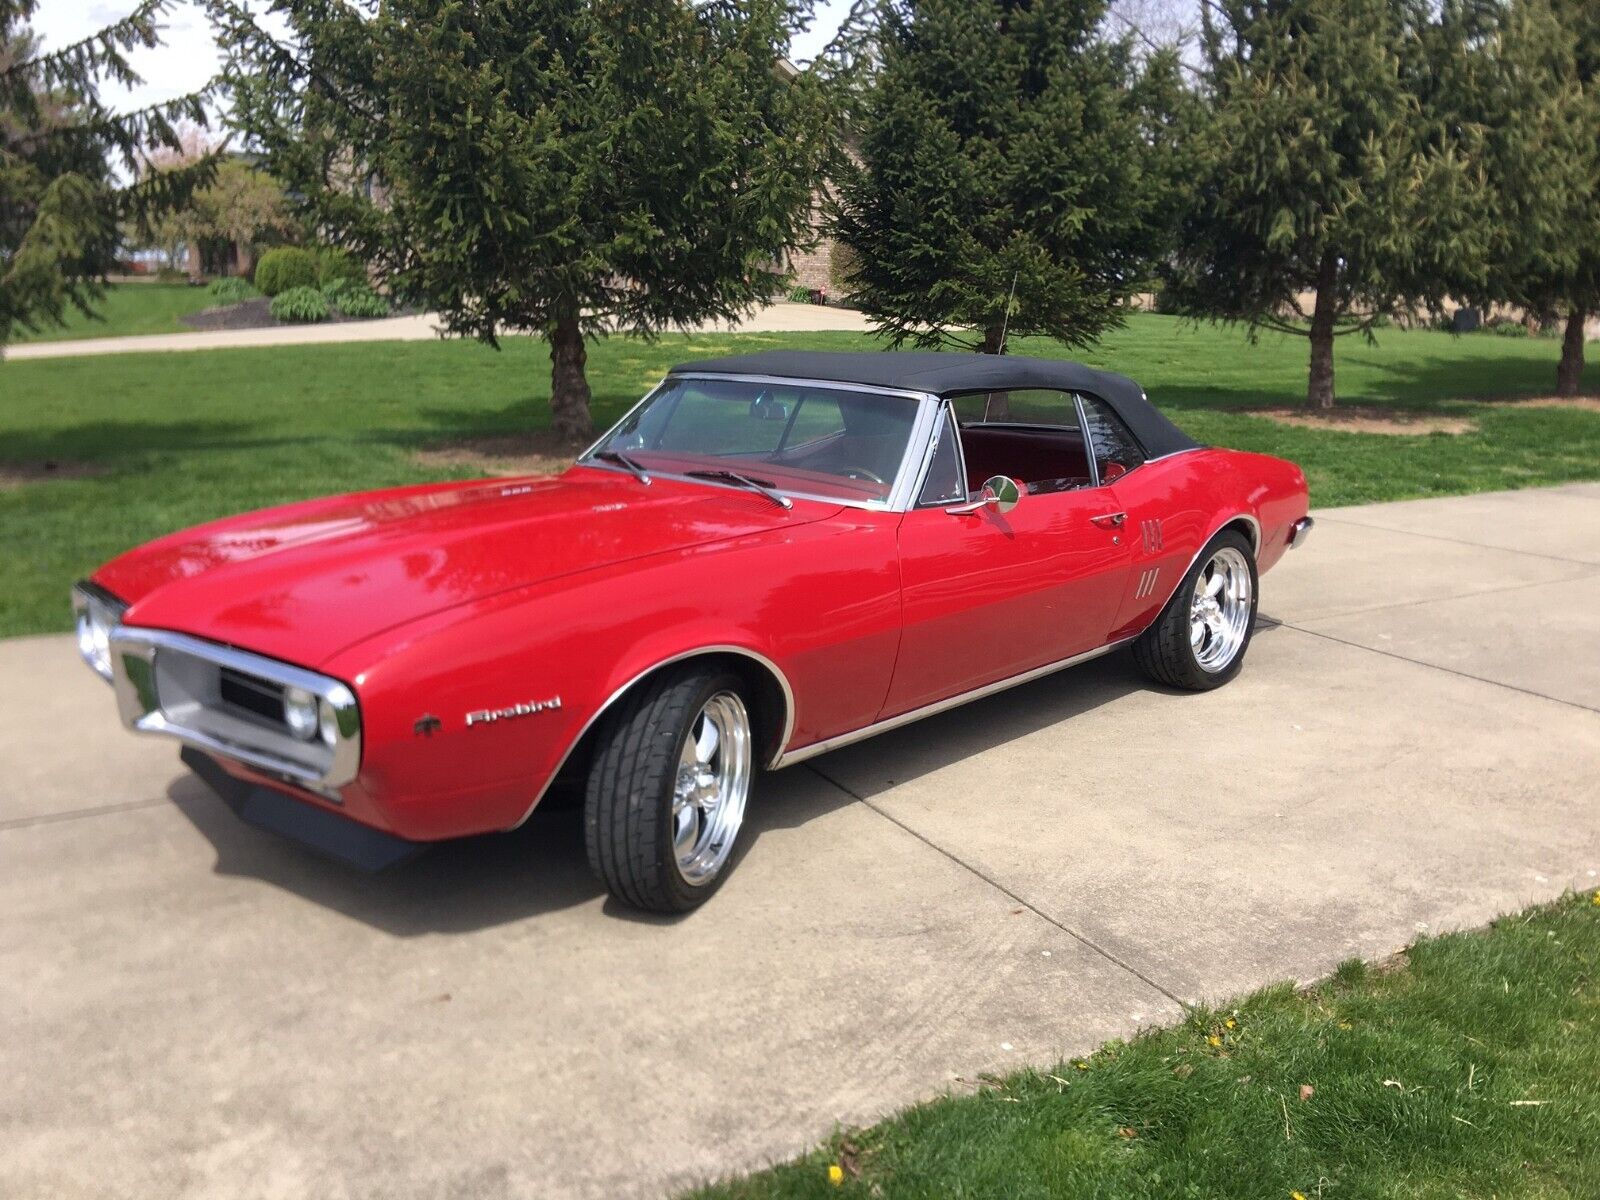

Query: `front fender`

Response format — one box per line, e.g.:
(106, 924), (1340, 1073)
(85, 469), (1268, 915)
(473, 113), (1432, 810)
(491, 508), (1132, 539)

(322, 512), (901, 840)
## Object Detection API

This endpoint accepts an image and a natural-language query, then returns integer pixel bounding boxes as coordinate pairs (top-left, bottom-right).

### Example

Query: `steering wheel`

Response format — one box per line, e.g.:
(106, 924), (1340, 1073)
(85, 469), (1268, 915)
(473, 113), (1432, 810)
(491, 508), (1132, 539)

(841, 467), (887, 487)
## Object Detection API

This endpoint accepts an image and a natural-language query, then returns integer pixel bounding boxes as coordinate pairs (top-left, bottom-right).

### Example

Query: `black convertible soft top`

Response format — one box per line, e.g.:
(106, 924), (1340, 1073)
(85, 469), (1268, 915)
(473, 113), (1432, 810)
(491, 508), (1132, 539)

(672, 350), (1200, 459)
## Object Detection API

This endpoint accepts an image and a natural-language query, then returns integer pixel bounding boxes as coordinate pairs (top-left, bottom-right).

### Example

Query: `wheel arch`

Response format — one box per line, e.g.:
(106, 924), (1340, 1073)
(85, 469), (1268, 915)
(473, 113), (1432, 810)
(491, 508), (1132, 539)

(1219, 513), (1261, 554)
(510, 644), (795, 828)
(1138, 511), (1261, 634)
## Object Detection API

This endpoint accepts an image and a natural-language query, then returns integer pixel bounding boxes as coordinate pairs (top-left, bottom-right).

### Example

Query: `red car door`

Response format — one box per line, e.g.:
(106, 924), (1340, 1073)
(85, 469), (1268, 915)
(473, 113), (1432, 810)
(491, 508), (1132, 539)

(881, 402), (1135, 718)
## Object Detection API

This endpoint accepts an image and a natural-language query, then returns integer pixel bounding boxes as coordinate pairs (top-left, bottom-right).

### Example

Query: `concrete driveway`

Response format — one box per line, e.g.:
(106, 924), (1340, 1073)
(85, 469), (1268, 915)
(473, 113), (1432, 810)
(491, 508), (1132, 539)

(3, 483), (1598, 1199)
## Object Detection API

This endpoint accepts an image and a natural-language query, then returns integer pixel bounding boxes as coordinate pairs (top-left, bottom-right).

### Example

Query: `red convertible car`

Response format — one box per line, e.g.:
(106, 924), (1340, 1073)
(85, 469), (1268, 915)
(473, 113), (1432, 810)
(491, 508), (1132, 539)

(74, 351), (1311, 912)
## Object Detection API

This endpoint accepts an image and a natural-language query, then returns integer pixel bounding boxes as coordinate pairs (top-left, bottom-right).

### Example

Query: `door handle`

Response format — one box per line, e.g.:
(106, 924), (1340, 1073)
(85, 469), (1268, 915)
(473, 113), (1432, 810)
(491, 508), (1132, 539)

(1090, 511), (1127, 529)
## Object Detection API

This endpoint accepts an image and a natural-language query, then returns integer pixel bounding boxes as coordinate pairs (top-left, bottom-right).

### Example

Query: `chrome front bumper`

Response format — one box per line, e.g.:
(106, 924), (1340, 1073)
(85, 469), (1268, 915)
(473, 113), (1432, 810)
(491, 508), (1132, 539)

(1287, 516), (1315, 549)
(107, 627), (362, 794)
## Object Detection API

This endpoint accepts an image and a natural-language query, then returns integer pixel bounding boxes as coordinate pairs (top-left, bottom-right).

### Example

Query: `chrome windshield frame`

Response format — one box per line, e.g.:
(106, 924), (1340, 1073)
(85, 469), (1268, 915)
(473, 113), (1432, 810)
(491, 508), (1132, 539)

(579, 373), (942, 514)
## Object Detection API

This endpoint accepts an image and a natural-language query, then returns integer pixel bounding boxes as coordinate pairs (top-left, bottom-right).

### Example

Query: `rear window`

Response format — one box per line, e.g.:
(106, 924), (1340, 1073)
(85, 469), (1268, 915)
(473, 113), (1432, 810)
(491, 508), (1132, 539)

(1079, 394), (1147, 482)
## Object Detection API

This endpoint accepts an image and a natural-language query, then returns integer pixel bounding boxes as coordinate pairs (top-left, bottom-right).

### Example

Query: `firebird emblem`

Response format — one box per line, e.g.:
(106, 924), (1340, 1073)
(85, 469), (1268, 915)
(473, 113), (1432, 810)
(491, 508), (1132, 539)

(465, 696), (563, 728)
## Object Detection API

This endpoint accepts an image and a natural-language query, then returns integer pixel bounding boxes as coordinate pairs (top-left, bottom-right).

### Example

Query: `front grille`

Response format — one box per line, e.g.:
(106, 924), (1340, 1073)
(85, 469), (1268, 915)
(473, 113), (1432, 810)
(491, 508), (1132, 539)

(219, 667), (287, 725)
(109, 627), (361, 790)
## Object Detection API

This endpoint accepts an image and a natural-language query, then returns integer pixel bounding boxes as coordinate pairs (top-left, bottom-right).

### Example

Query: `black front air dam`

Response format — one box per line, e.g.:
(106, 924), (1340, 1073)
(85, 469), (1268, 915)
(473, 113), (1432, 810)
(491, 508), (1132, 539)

(180, 746), (424, 872)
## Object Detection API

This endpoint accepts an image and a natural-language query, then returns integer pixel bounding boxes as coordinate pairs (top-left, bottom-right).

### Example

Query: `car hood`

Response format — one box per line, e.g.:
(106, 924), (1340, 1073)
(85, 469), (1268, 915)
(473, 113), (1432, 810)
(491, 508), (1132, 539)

(97, 465), (842, 667)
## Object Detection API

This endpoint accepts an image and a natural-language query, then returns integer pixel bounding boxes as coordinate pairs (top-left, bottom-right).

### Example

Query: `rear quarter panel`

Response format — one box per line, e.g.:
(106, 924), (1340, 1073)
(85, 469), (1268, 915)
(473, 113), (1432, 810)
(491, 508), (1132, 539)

(1105, 448), (1309, 641)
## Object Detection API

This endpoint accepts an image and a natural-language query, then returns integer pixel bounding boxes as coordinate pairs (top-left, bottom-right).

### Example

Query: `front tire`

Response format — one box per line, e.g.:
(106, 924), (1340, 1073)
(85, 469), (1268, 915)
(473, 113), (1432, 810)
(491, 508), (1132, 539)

(584, 665), (754, 913)
(1133, 529), (1258, 691)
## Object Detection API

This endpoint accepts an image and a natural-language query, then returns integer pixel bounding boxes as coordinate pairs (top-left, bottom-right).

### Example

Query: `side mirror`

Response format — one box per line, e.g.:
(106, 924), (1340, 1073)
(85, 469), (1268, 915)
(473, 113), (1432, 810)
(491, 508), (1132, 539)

(947, 475), (1022, 517)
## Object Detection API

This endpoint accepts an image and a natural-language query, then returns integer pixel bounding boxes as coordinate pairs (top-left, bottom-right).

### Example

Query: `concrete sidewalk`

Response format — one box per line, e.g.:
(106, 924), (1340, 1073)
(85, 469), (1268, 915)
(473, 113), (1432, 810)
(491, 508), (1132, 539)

(2, 484), (1597, 1199)
(1, 302), (875, 361)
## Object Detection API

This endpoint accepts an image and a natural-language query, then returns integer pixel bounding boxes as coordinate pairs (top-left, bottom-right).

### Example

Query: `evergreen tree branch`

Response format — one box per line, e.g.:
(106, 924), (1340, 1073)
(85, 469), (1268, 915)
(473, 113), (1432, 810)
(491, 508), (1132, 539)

(6, 84), (215, 168)
(0, 0), (170, 89)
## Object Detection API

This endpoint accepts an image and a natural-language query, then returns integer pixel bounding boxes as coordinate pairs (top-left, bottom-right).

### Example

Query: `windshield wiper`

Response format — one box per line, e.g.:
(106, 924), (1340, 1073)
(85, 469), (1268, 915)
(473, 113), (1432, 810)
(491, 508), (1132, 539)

(686, 469), (793, 510)
(592, 449), (651, 485)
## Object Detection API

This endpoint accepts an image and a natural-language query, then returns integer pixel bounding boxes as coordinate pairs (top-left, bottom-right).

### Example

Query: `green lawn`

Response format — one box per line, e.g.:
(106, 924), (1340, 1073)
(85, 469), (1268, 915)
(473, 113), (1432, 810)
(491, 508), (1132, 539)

(8, 282), (222, 343)
(2, 314), (1599, 636)
(691, 893), (1600, 1200)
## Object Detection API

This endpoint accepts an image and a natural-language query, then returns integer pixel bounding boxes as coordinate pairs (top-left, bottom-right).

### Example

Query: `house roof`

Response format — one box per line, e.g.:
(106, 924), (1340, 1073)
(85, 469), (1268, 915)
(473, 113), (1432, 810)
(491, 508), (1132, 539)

(670, 350), (1201, 458)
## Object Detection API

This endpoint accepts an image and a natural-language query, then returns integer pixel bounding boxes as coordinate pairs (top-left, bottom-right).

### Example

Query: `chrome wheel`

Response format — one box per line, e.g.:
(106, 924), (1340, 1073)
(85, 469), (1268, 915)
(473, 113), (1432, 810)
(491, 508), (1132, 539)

(1190, 546), (1253, 673)
(671, 691), (752, 886)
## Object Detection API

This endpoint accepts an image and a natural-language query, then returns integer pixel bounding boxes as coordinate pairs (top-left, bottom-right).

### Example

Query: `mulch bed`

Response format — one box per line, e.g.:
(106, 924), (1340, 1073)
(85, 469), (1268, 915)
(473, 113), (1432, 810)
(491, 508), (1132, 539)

(1253, 405), (1478, 436)
(180, 297), (409, 332)
(412, 433), (588, 479)
(1502, 395), (1600, 413)
(0, 460), (106, 489)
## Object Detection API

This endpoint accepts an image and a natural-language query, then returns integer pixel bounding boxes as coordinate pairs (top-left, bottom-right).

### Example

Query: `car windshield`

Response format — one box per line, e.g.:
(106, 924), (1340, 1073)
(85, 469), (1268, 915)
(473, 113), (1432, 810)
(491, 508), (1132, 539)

(587, 377), (921, 503)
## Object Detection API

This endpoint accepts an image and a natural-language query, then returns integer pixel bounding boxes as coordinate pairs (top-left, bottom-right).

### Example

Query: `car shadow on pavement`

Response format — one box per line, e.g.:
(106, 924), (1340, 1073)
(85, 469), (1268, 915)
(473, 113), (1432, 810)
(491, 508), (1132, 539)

(167, 772), (608, 935)
(163, 627), (1282, 935)
(766, 625), (1286, 813)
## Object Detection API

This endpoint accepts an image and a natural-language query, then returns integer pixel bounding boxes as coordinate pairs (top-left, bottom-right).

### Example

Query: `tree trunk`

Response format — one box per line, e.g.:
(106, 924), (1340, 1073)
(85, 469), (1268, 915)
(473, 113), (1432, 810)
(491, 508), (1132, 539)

(1307, 263), (1338, 410)
(549, 309), (594, 442)
(1307, 323), (1336, 410)
(978, 322), (1013, 417)
(1557, 309), (1587, 397)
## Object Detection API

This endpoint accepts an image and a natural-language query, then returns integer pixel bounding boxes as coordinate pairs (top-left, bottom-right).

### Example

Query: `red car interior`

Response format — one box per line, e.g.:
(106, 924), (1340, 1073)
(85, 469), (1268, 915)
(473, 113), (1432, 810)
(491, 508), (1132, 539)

(959, 424), (1094, 493)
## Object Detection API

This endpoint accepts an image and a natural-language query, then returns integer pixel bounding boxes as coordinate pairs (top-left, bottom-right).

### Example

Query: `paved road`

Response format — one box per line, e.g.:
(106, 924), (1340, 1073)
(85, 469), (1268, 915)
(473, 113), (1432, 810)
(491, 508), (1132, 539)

(3, 484), (1597, 1199)
(0, 302), (874, 361)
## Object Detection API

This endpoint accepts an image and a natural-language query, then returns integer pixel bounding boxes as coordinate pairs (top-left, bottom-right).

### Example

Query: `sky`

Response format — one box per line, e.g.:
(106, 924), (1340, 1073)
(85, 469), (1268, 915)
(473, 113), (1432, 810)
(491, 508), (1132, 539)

(32, 0), (860, 115)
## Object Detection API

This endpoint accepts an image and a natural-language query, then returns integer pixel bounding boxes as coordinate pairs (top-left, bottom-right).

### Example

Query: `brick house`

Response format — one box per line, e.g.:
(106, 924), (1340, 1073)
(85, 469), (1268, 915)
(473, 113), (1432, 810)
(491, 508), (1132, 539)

(775, 58), (852, 302)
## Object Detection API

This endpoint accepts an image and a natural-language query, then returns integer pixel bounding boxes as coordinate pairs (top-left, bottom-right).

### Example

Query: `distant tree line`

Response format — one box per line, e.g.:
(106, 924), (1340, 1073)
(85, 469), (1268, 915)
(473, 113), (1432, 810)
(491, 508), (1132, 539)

(8, 0), (1599, 427)
(829, 0), (1600, 407)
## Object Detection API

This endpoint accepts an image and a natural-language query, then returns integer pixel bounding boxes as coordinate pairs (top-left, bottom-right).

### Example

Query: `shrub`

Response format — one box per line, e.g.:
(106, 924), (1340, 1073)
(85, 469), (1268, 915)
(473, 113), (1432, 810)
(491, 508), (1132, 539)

(331, 285), (389, 319)
(787, 284), (813, 304)
(254, 247), (319, 296)
(209, 276), (258, 303)
(1488, 319), (1530, 338)
(316, 247), (365, 289)
(269, 285), (329, 323)
(155, 266), (188, 284)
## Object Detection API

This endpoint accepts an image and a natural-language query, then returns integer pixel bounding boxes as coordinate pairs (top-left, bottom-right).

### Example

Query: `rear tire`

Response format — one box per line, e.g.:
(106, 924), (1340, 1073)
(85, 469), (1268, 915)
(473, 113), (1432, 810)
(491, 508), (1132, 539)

(1133, 529), (1258, 691)
(584, 665), (753, 913)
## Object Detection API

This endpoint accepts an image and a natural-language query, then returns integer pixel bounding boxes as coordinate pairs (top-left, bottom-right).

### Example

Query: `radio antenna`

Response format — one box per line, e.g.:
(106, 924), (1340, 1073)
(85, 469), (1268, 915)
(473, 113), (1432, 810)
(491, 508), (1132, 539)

(997, 271), (1018, 355)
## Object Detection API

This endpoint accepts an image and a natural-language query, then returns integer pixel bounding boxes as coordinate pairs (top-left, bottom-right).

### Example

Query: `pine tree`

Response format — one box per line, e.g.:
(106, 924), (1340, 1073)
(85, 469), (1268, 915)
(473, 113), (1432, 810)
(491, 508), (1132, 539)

(1168, 0), (1482, 408)
(208, 0), (833, 441)
(0, 0), (210, 344)
(831, 0), (1185, 354)
(1438, 0), (1600, 395)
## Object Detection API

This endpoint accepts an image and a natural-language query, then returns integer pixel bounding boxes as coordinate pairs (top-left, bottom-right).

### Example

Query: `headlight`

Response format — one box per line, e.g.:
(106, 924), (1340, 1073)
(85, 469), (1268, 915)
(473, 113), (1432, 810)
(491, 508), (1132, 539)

(283, 687), (320, 740)
(71, 583), (126, 682)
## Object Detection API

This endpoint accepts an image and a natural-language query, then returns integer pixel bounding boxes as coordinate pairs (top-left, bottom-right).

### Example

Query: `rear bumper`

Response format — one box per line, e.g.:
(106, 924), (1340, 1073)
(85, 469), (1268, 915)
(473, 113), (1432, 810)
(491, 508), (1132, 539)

(181, 747), (424, 871)
(1287, 516), (1314, 549)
